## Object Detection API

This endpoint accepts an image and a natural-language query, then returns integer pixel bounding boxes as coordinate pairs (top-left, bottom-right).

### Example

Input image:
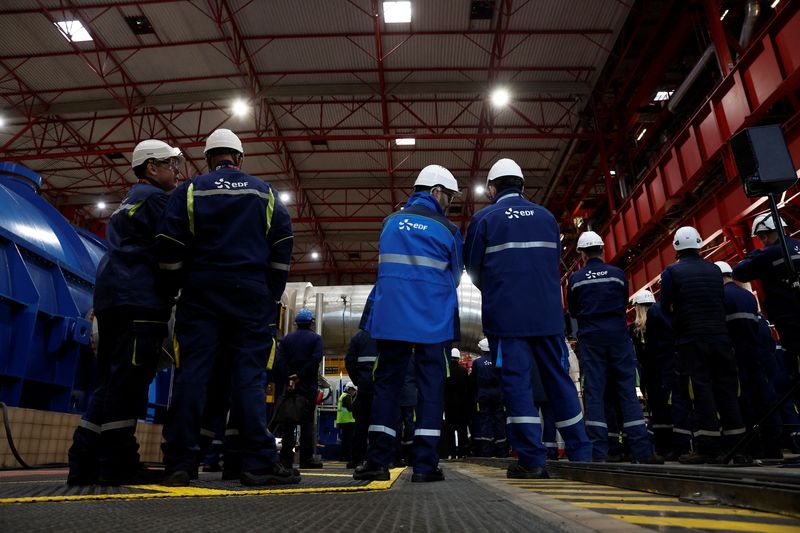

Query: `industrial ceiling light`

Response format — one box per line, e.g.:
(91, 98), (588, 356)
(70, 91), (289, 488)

(97, 201), (107, 209)
(636, 128), (647, 142)
(474, 185), (485, 195)
(232, 99), (249, 117)
(491, 87), (510, 107)
(720, 9), (729, 20)
(0, 116), (5, 127)
(279, 192), (290, 203)
(653, 90), (674, 102)
(395, 137), (415, 146)
(383, 1), (412, 23)
(54, 20), (93, 42)
(609, 170), (617, 176)
(770, 0), (780, 8)
(311, 251), (320, 260)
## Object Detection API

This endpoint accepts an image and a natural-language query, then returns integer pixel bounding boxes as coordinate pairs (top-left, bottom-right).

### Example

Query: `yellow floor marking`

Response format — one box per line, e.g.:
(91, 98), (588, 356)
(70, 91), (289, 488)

(551, 494), (676, 502)
(294, 473), (353, 477)
(510, 488), (649, 494)
(0, 468), (405, 505)
(609, 515), (800, 533)
(576, 502), (797, 519)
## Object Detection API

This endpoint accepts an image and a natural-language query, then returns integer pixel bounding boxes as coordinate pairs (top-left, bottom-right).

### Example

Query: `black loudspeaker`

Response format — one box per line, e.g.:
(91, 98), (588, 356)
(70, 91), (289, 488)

(730, 124), (797, 198)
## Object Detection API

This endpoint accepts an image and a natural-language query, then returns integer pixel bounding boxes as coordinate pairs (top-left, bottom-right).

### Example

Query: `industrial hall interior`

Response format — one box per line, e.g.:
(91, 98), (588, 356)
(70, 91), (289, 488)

(2, 0), (800, 531)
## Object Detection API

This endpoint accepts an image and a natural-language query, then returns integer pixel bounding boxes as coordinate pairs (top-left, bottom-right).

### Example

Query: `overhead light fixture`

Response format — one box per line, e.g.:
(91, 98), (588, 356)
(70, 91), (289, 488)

(636, 128), (647, 142)
(232, 99), (249, 117)
(653, 90), (674, 102)
(383, 1), (412, 23)
(720, 9), (729, 20)
(279, 192), (290, 203)
(311, 251), (320, 260)
(395, 137), (415, 146)
(609, 170), (616, 176)
(771, 0), (780, 8)
(97, 201), (107, 209)
(491, 87), (510, 107)
(0, 116), (5, 127)
(474, 185), (485, 195)
(54, 20), (93, 42)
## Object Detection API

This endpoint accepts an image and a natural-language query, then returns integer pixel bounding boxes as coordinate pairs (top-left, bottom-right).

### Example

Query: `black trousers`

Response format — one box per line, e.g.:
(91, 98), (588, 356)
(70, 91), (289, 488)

(279, 396), (316, 466)
(676, 341), (745, 454)
(351, 391), (373, 464)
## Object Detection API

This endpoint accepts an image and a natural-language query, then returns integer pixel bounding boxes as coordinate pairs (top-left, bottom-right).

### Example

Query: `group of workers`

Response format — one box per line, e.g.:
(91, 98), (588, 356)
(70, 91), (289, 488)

(66, 124), (799, 487)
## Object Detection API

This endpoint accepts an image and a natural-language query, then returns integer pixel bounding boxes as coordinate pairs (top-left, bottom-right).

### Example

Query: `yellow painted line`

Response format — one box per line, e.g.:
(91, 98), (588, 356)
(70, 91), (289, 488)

(609, 515), (800, 533)
(550, 494), (676, 502)
(511, 488), (649, 494)
(0, 467), (405, 505)
(294, 473), (354, 477)
(576, 502), (797, 519)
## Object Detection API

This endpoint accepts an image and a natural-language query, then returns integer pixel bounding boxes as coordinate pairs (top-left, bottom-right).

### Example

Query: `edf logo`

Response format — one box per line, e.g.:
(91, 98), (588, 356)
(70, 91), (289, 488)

(505, 207), (535, 219)
(214, 178), (247, 189)
(585, 269), (608, 279)
(398, 218), (428, 231)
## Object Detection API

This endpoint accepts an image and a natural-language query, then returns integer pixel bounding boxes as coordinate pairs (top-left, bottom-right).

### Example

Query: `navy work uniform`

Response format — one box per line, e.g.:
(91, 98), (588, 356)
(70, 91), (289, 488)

(276, 318), (324, 467)
(660, 251), (746, 458)
(398, 356), (417, 464)
(464, 188), (591, 470)
(443, 353), (473, 458)
(157, 160), (293, 478)
(722, 279), (782, 457)
(69, 182), (171, 484)
(344, 328), (378, 466)
(568, 259), (653, 461)
(361, 190), (462, 478)
(470, 353), (507, 457)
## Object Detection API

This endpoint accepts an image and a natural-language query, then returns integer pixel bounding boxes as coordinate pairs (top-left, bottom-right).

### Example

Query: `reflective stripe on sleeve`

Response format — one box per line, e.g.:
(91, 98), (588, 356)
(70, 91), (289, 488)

(571, 277), (626, 289)
(369, 425), (397, 437)
(270, 262), (290, 271)
(485, 241), (558, 254)
(725, 312), (759, 321)
(506, 416), (541, 424)
(357, 356), (377, 363)
(379, 253), (448, 270)
(722, 427), (746, 436)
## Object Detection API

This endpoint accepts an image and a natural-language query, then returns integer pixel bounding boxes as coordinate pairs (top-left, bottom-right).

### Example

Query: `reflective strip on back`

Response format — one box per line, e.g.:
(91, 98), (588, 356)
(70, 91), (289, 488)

(379, 253), (448, 270)
(485, 241), (558, 254)
(571, 277), (626, 289)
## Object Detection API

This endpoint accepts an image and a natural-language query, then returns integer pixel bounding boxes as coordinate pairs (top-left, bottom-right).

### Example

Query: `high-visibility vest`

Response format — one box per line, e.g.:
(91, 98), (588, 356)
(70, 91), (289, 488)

(336, 392), (355, 424)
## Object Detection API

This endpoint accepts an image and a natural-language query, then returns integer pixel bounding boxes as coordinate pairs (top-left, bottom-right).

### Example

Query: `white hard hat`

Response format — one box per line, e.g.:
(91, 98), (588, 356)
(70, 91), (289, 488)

(414, 165), (459, 196)
(204, 128), (244, 154)
(715, 261), (733, 275)
(451, 348), (461, 359)
(576, 231), (604, 250)
(131, 139), (183, 168)
(486, 158), (524, 187)
(477, 338), (490, 352)
(344, 381), (356, 390)
(631, 290), (656, 305)
(673, 226), (702, 251)
(751, 212), (787, 236)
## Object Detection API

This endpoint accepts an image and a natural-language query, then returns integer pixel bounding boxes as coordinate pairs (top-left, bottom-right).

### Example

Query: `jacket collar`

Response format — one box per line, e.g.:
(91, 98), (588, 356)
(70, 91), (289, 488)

(492, 187), (523, 204)
(404, 191), (444, 216)
(586, 257), (604, 266)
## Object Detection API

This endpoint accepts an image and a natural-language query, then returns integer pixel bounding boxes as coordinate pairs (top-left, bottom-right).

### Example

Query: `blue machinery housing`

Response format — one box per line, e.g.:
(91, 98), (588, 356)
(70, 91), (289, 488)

(0, 162), (107, 413)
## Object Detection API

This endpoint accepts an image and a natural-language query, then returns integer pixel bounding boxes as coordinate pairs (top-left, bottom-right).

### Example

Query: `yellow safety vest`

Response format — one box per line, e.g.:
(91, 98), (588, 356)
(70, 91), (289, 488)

(336, 392), (355, 424)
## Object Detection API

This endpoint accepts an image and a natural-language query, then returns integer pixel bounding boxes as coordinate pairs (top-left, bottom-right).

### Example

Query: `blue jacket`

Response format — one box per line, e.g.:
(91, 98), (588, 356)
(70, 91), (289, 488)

(722, 281), (761, 352)
(94, 182), (171, 314)
(277, 326), (324, 399)
(470, 354), (502, 405)
(365, 192), (462, 343)
(733, 236), (800, 330)
(463, 188), (563, 337)
(660, 252), (729, 344)
(344, 329), (378, 394)
(568, 257), (629, 344)
(644, 301), (674, 356)
(156, 162), (293, 299)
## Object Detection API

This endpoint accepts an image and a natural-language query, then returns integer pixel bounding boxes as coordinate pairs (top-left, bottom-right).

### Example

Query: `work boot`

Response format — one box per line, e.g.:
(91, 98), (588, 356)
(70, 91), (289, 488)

(411, 468), (445, 482)
(161, 470), (191, 487)
(299, 459), (324, 469)
(678, 452), (722, 465)
(633, 453), (665, 465)
(507, 463), (549, 479)
(345, 461), (358, 469)
(353, 461), (390, 481)
(241, 463), (301, 486)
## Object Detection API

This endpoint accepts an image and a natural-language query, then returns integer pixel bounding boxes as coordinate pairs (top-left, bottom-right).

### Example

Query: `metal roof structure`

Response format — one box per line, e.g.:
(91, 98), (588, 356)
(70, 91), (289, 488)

(1, 0), (798, 285)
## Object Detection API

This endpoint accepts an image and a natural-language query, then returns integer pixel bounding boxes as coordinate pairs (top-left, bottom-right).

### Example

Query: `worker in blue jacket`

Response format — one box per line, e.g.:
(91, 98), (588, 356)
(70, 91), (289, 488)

(68, 139), (183, 486)
(733, 213), (800, 401)
(716, 261), (783, 458)
(156, 129), (297, 487)
(277, 309), (324, 469)
(464, 158), (591, 479)
(568, 232), (659, 464)
(660, 227), (746, 464)
(353, 165), (462, 483)
(471, 338), (507, 457)
(344, 328), (378, 468)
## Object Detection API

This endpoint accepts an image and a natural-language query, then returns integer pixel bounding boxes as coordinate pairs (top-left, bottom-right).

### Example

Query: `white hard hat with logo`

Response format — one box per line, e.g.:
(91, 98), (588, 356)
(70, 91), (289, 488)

(344, 381), (356, 391)
(751, 213), (787, 236)
(631, 290), (656, 305)
(451, 348), (461, 359)
(477, 338), (490, 352)
(673, 226), (702, 251)
(714, 261), (733, 275)
(576, 231), (604, 250)
(414, 165), (460, 196)
(204, 128), (244, 154)
(131, 139), (183, 168)
(486, 158), (524, 187)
